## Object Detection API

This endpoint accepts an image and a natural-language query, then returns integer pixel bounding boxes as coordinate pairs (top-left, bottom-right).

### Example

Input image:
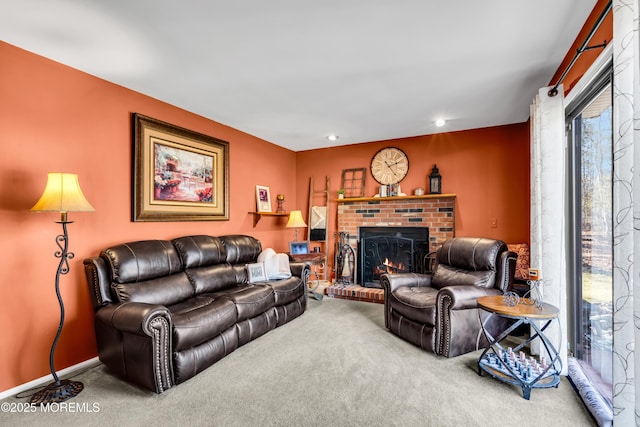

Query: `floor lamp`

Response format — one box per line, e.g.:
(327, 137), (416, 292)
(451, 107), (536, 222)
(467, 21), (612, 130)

(286, 210), (307, 241)
(29, 173), (94, 405)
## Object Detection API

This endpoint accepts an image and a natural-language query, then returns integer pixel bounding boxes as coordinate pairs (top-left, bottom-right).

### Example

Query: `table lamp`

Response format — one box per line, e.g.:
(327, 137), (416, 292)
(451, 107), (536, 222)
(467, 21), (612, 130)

(286, 210), (307, 241)
(29, 172), (95, 405)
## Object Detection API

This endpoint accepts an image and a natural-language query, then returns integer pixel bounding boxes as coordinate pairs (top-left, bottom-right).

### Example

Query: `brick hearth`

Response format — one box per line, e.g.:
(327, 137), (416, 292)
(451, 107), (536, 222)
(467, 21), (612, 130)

(325, 284), (385, 304)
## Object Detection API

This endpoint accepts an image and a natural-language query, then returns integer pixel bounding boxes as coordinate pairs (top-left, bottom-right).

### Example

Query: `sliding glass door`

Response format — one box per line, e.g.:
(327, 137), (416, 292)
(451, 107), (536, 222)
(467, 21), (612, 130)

(567, 69), (613, 404)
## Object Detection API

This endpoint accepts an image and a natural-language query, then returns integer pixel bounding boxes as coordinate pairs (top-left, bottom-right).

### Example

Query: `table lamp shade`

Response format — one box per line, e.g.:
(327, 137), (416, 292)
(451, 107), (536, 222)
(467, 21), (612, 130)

(30, 173), (94, 214)
(286, 210), (307, 228)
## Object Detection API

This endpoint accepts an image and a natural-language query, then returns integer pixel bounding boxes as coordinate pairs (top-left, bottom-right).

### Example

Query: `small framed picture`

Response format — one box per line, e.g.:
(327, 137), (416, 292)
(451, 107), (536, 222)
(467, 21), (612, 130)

(255, 185), (272, 212)
(247, 262), (267, 283)
(289, 241), (310, 255)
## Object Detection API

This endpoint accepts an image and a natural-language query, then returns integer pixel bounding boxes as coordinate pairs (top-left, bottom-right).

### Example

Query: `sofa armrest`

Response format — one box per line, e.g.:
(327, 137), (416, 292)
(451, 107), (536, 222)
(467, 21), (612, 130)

(289, 261), (309, 279)
(95, 302), (173, 393)
(289, 262), (311, 292)
(103, 302), (172, 336)
(84, 256), (113, 310)
(380, 273), (432, 294)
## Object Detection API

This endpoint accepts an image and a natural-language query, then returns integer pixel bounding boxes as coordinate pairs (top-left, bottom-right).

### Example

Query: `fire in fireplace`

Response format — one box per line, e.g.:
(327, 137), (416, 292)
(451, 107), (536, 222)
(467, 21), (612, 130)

(373, 258), (405, 276)
(358, 226), (429, 288)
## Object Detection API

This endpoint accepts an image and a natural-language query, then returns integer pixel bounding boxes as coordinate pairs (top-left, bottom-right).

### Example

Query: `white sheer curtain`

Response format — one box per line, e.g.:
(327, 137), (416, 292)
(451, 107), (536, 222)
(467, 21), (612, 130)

(611, 0), (639, 425)
(529, 85), (568, 374)
(531, 2), (640, 423)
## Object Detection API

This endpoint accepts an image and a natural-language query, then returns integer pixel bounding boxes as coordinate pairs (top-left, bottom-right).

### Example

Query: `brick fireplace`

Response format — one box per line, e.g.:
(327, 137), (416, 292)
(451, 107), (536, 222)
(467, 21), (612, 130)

(337, 194), (455, 252)
(326, 194), (456, 302)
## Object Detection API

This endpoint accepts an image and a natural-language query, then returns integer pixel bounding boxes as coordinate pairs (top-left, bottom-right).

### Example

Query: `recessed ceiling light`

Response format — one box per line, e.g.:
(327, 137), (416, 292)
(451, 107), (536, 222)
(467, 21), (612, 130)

(326, 134), (339, 141)
(435, 119), (446, 127)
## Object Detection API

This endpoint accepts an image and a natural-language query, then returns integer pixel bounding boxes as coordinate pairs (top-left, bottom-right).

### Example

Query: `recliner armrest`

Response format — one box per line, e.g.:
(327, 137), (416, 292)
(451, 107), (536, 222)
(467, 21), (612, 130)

(437, 285), (502, 310)
(380, 273), (432, 294)
(497, 250), (518, 292)
(436, 285), (503, 357)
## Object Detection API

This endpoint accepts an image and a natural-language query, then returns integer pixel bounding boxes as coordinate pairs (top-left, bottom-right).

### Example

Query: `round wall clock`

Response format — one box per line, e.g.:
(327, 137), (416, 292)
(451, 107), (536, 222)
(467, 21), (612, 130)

(370, 147), (409, 185)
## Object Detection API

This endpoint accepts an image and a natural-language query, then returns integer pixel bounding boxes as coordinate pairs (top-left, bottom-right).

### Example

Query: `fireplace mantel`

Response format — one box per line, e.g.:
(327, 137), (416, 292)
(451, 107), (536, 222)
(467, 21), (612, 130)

(334, 194), (456, 203)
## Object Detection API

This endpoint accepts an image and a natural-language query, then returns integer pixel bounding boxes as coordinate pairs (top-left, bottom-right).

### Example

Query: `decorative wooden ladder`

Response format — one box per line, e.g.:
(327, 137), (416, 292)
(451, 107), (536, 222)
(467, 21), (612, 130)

(307, 176), (329, 281)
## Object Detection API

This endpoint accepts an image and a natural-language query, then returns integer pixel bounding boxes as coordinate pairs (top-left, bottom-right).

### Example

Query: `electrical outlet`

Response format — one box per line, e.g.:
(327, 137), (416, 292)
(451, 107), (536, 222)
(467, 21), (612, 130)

(528, 268), (540, 280)
(490, 218), (497, 228)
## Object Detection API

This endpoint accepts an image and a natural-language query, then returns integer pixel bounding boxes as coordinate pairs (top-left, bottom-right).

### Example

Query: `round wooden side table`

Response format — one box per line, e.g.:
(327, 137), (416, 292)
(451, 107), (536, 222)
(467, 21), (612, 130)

(476, 295), (562, 400)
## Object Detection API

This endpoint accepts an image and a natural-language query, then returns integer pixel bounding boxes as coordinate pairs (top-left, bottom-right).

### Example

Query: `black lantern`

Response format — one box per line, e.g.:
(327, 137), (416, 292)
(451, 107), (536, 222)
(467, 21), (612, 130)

(429, 164), (441, 194)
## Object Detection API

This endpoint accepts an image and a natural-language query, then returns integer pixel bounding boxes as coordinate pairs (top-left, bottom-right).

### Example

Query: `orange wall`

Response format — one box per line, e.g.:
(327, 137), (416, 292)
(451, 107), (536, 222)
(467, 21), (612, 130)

(296, 124), (531, 274)
(0, 42), (299, 393)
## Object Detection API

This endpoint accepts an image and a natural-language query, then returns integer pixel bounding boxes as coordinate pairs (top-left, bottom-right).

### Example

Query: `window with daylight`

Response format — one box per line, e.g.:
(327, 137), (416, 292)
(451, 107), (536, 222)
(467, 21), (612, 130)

(566, 64), (613, 408)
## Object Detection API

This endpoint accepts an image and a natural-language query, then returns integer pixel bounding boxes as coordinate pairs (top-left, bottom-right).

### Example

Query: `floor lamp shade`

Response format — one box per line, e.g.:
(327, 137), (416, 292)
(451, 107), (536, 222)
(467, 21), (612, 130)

(286, 210), (307, 241)
(28, 172), (94, 405)
(30, 173), (94, 219)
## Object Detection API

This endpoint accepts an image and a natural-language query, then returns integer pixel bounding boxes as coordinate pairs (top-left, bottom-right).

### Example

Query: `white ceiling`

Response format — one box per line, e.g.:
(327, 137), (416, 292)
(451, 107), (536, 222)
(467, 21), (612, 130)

(1, 0), (597, 151)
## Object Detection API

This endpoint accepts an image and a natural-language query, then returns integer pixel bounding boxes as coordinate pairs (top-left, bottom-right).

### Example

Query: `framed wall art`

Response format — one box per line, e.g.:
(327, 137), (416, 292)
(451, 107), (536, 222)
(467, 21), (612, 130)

(132, 113), (229, 221)
(255, 185), (272, 212)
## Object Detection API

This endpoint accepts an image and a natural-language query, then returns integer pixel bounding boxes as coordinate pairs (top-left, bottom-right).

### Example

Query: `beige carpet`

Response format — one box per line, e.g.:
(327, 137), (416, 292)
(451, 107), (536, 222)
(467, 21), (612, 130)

(0, 297), (595, 426)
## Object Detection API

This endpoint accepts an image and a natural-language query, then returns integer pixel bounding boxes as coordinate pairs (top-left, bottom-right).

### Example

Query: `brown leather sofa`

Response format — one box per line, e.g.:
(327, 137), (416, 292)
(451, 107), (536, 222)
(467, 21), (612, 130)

(380, 237), (516, 358)
(83, 234), (309, 393)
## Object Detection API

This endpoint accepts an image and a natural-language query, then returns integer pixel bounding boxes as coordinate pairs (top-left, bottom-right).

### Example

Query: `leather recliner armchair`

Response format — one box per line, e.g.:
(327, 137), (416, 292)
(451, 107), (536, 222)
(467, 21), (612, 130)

(380, 237), (517, 358)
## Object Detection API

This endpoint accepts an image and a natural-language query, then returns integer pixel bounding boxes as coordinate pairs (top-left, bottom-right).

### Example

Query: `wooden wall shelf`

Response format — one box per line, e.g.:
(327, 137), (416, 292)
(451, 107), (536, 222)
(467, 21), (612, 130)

(248, 211), (288, 227)
(334, 194), (456, 203)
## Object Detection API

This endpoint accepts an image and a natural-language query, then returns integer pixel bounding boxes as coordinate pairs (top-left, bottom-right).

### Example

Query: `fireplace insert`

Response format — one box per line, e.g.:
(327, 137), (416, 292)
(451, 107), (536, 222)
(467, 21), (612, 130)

(358, 226), (429, 288)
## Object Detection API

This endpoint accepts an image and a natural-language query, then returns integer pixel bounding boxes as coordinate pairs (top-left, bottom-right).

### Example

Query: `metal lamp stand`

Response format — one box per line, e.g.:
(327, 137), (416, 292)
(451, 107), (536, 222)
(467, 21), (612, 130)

(29, 217), (84, 405)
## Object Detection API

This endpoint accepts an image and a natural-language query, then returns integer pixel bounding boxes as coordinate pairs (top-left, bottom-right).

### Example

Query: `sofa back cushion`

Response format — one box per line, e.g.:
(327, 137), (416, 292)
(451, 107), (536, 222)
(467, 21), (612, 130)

(185, 264), (241, 294)
(173, 235), (255, 293)
(172, 235), (226, 268)
(432, 265), (495, 289)
(220, 235), (262, 264)
(101, 240), (194, 305)
(102, 240), (182, 282)
(112, 274), (194, 306)
(432, 237), (506, 289)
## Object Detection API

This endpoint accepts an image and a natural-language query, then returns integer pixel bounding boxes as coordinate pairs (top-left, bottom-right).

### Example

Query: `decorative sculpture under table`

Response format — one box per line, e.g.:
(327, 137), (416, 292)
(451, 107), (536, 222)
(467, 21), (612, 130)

(476, 295), (562, 400)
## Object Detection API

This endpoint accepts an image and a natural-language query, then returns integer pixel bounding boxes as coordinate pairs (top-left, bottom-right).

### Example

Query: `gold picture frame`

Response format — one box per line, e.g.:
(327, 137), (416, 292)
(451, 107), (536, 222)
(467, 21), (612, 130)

(132, 113), (229, 221)
(255, 185), (272, 212)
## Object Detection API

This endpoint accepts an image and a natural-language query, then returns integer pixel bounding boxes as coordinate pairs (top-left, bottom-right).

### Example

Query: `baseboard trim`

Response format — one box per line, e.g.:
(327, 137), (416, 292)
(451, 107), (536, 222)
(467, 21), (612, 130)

(0, 357), (100, 401)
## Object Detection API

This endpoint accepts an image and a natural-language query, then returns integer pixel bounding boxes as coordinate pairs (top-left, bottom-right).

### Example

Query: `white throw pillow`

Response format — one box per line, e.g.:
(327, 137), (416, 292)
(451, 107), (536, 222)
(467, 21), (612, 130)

(257, 248), (292, 280)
